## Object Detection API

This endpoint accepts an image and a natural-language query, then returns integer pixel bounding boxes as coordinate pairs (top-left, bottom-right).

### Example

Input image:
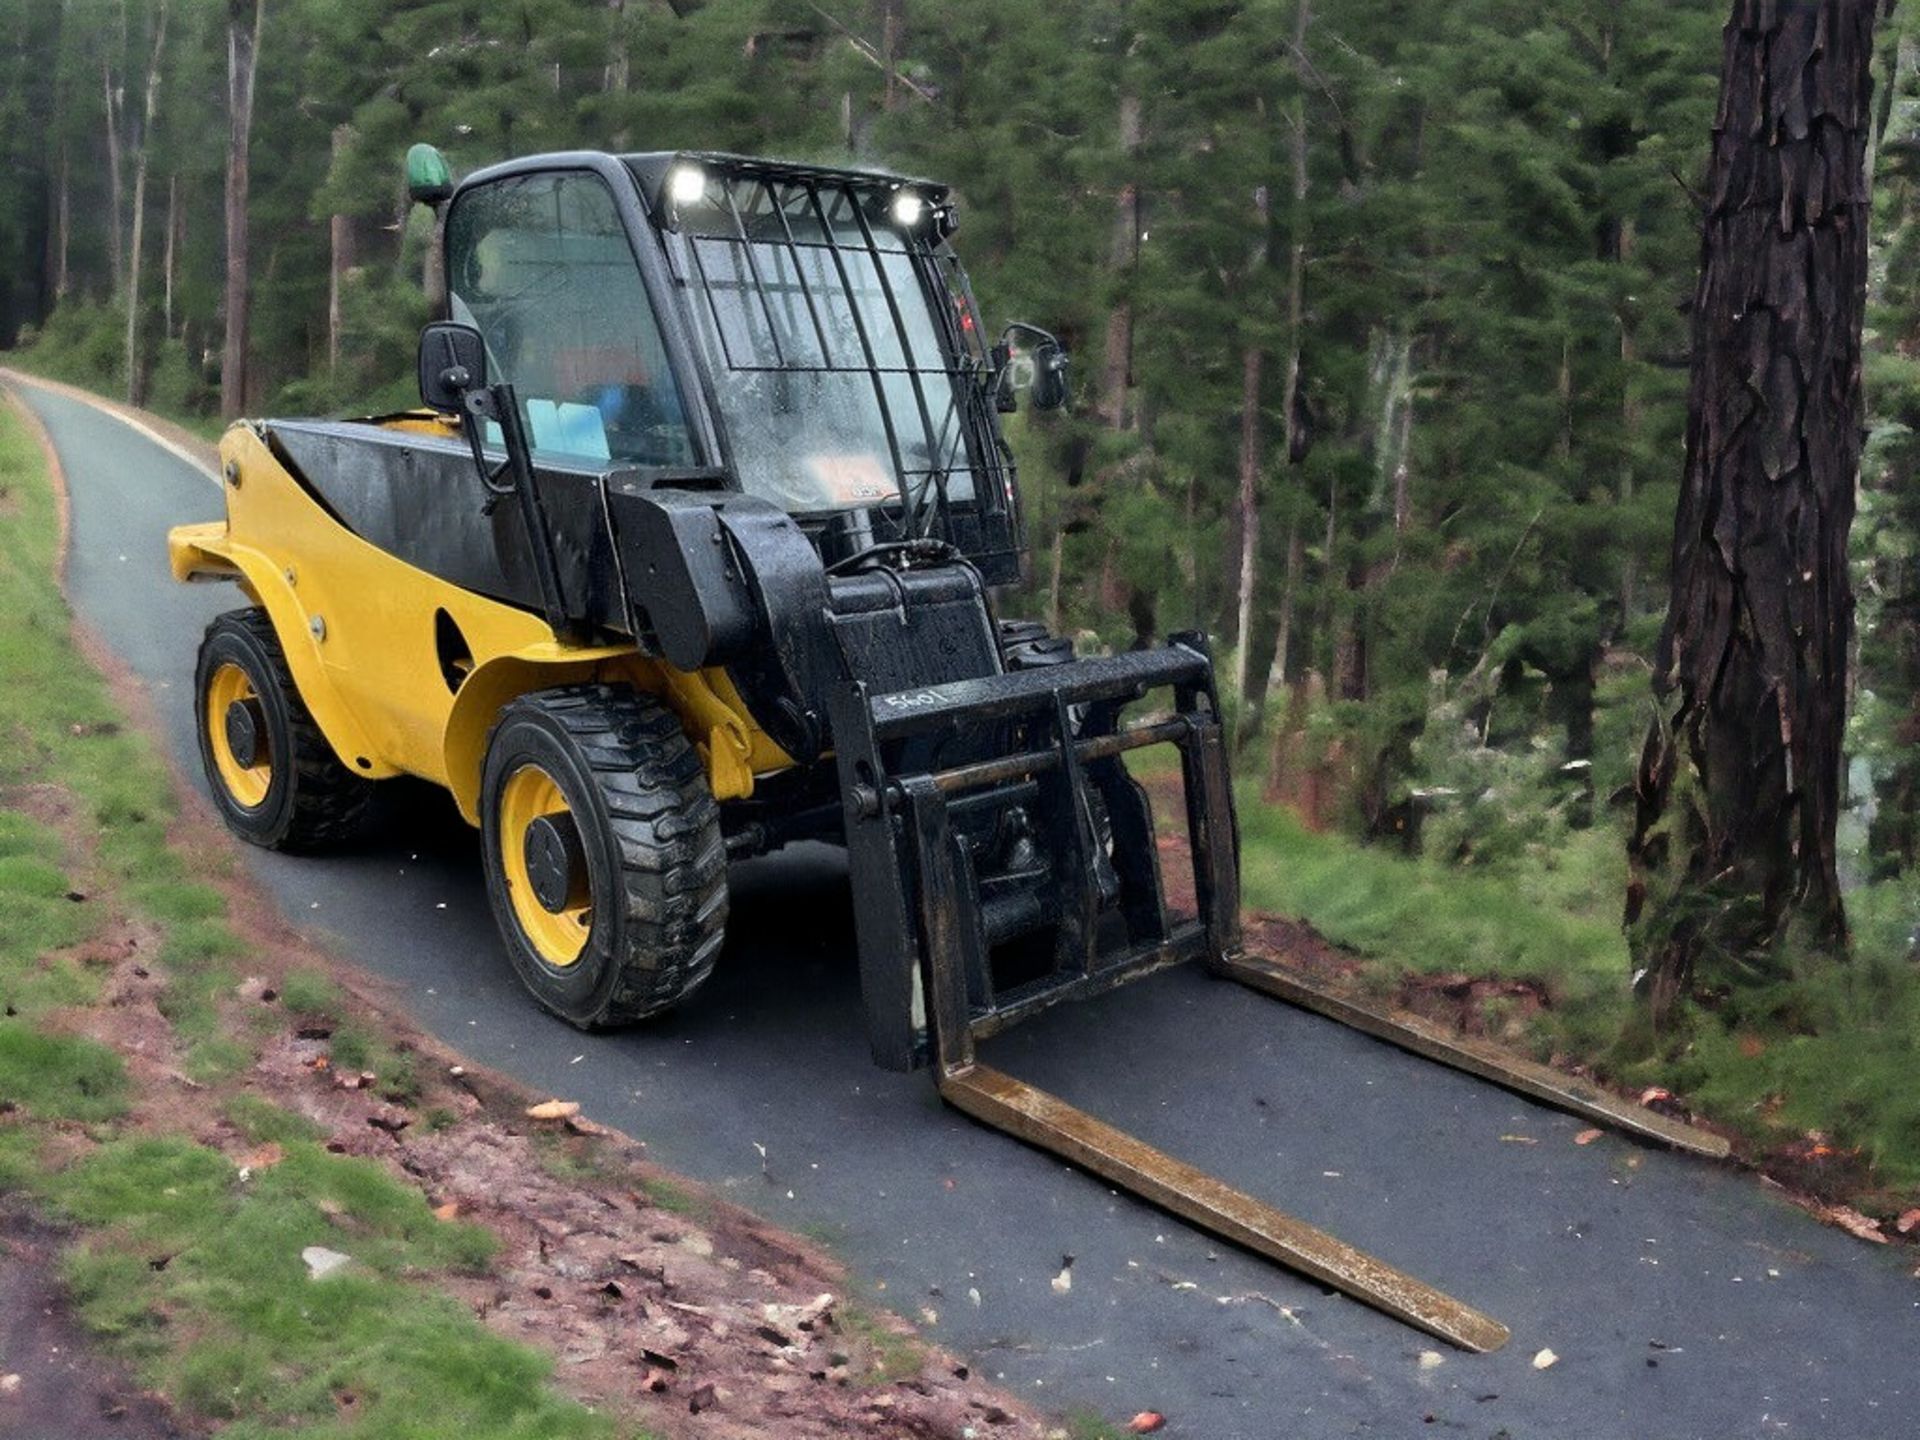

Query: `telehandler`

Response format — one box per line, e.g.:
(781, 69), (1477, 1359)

(170, 148), (1722, 1352)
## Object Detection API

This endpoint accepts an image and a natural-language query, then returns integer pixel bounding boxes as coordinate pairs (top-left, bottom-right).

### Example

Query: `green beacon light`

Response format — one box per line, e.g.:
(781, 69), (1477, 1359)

(406, 143), (453, 208)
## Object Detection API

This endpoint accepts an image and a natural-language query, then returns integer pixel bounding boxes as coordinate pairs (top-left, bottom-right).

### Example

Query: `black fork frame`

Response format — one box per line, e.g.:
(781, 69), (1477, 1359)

(828, 633), (1241, 1074)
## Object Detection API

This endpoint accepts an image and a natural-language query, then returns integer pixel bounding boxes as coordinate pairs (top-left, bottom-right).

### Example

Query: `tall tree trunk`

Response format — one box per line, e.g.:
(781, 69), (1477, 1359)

(124, 0), (168, 406)
(880, 0), (903, 113)
(51, 143), (71, 303)
(605, 0), (630, 101)
(1273, 516), (1303, 688)
(102, 57), (125, 296)
(1273, 0), (1311, 644)
(1229, 149), (1278, 734)
(1627, 0), (1878, 1014)
(1628, 219), (1643, 625)
(162, 172), (177, 338)
(1098, 86), (1142, 430)
(1231, 337), (1266, 733)
(327, 124), (353, 375)
(221, 0), (264, 421)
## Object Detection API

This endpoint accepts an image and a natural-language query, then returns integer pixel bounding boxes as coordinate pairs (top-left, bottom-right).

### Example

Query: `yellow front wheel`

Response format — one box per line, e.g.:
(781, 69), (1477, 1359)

(479, 685), (727, 1029)
(205, 661), (273, 809)
(497, 764), (593, 968)
(193, 610), (373, 850)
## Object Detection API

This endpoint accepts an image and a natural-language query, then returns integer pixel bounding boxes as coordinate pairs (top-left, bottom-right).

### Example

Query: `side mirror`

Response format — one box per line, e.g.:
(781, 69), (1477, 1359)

(418, 321), (488, 413)
(1030, 339), (1071, 412)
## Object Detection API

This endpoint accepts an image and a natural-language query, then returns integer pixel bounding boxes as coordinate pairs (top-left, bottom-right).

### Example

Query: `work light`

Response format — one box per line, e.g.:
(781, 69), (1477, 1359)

(890, 190), (927, 228)
(668, 164), (707, 207)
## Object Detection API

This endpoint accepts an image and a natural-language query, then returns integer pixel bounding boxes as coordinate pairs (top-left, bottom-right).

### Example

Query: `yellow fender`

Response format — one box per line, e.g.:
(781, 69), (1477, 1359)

(169, 425), (785, 822)
(169, 517), (395, 781)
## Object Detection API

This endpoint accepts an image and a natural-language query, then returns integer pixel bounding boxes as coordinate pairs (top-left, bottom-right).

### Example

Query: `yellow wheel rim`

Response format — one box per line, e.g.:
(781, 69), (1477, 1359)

(205, 662), (273, 809)
(499, 765), (591, 968)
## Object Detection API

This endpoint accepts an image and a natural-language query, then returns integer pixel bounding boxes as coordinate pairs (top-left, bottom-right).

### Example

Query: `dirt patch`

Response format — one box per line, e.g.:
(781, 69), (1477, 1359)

(0, 1203), (188, 1439)
(20, 621), (1049, 1438)
(236, 1020), (1036, 1440)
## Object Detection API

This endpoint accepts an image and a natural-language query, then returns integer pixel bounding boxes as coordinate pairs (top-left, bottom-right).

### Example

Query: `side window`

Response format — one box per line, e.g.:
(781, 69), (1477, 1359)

(448, 171), (695, 468)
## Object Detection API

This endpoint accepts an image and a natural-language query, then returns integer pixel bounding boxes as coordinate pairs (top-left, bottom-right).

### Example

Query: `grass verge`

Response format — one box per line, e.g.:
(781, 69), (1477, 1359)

(1229, 766), (1920, 1213)
(0, 391), (628, 1437)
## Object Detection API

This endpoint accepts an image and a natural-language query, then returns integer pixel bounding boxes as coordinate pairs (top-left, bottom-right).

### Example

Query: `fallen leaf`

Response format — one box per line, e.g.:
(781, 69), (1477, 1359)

(241, 1142), (285, 1171)
(1531, 1348), (1558, 1371)
(1638, 1087), (1672, 1106)
(525, 1100), (581, 1121)
(1050, 1261), (1073, 1295)
(1821, 1204), (1889, 1244)
(1898, 1209), (1920, 1235)
(1417, 1351), (1444, 1370)
(432, 1202), (460, 1221)
(1127, 1413), (1165, 1434)
(1573, 1129), (1603, 1146)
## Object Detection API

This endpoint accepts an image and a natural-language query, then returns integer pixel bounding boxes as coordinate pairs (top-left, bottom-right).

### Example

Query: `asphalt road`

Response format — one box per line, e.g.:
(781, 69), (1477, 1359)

(14, 373), (1920, 1440)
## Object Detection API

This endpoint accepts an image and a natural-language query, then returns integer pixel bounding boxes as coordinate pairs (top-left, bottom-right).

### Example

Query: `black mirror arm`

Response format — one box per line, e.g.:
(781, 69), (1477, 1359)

(459, 380), (580, 643)
(456, 388), (519, 514)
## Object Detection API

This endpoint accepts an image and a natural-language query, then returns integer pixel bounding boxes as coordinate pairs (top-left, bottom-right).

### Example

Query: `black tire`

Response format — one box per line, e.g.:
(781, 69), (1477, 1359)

(479, 684), (727, 1028)
(193, 608), (373, 851)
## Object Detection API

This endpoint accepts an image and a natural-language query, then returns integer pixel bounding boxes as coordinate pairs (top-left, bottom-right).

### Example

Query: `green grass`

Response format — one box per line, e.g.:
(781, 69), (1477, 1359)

(39, 1136), (605, 1438)
(278, 968), (347, 1019)
(835, 1299), (925, 1387)
(634, 1173), (704, 1217)
(0, 395), (651, 1437)
(224, 1094), (327, 1147)
(1231, 769), (1920, 1206)
(1237, 785), (1628, 1003)
(0, 1024), (127, 1121)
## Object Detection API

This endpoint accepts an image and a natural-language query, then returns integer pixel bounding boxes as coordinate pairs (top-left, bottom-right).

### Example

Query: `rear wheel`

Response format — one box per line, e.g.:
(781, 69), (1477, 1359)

(480, 685), (727, 1028)
(194, 608), (373, 850)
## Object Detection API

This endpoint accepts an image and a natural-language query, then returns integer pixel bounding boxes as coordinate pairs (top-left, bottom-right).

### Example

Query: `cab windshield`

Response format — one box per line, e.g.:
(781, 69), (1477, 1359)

(663, 169), (982, 518)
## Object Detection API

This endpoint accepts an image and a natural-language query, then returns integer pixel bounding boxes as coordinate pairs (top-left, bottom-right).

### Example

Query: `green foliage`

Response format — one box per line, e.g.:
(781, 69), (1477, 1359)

(1236, 781), (1628, 1006)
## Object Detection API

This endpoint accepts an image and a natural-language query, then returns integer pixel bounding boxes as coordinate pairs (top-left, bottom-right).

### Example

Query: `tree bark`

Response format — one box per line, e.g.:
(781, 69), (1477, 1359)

(162, 172), (177, 338)
(1617, 219), (1642, 623)
(605, 0), (630, 94)
(102, 56), (125, 296)
(1627, 0), (1878, 1013)
(124, 0), (168, 405)
(880, 0), (903, 113)
(1230, 334), (1266, 733)
(327, 124), (353, 375)
(53, 143), (70, 302)
(1242, 0), (1313, 727)
(221, 0), (264, 421)
(1098, 86), (1142, 430)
